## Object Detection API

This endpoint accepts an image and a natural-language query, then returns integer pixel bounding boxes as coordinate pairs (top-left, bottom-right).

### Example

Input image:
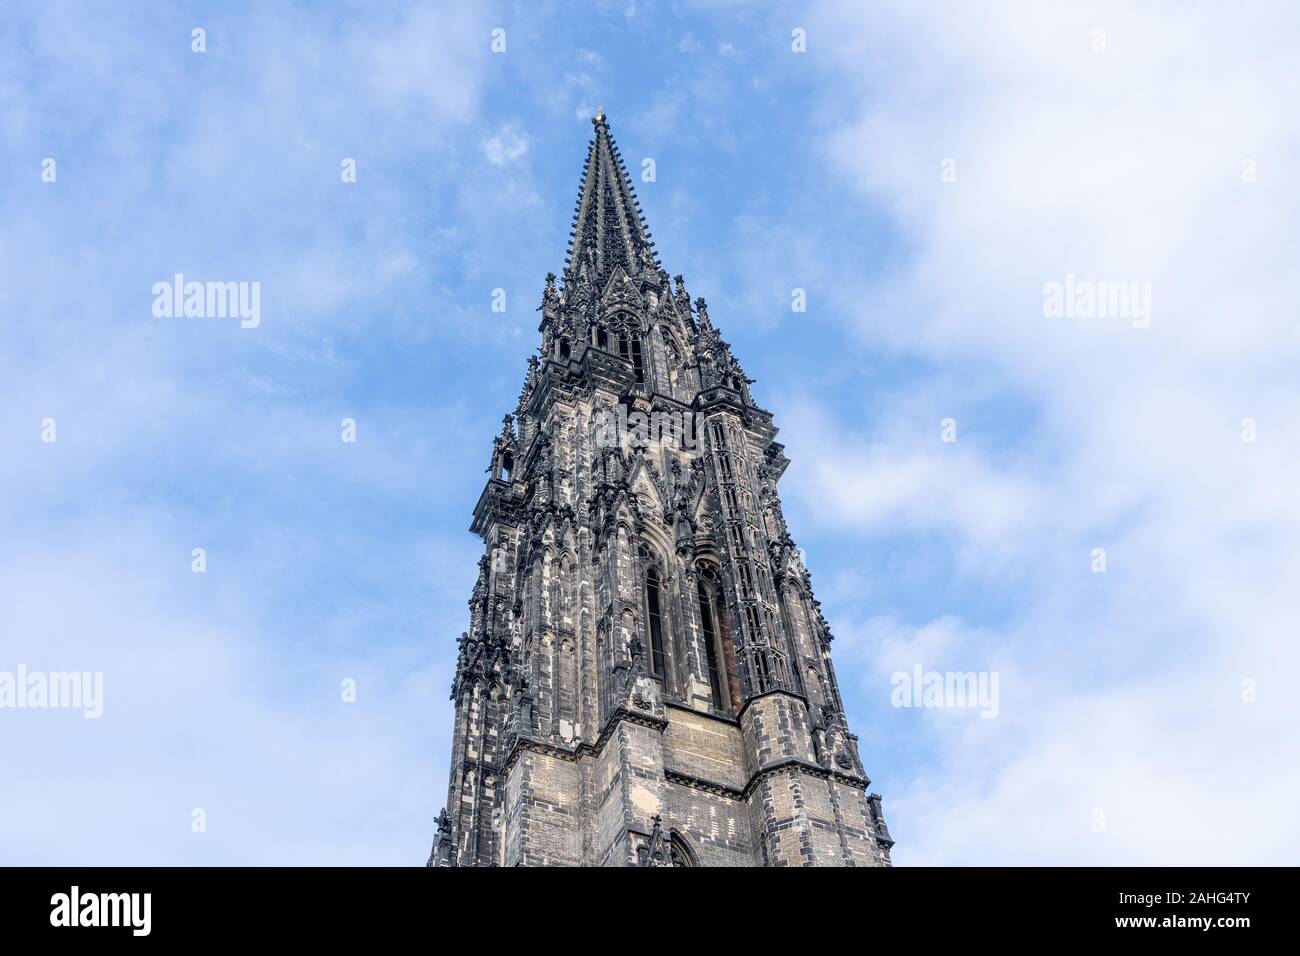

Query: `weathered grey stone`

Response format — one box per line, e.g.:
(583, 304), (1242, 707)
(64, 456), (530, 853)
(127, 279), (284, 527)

(429, 114), (893, 867)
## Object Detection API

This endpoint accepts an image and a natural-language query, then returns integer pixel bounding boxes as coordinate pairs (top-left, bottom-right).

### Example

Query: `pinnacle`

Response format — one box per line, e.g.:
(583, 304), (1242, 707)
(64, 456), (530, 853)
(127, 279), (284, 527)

(564, 111), (659, 286)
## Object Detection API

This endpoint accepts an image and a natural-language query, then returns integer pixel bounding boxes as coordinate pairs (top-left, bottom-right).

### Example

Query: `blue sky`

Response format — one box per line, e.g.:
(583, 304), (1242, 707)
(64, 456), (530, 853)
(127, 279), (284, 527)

(3, 1), (1298, 864)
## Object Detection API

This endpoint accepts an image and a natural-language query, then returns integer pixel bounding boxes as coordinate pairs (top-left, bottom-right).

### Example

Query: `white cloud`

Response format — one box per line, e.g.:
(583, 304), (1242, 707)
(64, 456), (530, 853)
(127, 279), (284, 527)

(6, 0), (1296, 869)
(777, 396), (1044, 555)
(0, 520), (459, 864)
(482, 126), (529, 166)
(791, 0), (1300, 863)
(0, 1), (492, 865)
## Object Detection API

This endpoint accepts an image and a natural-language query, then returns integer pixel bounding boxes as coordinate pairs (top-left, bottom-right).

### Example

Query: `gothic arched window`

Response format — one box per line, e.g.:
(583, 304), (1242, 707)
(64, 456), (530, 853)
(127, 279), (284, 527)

(660, 326), (680, 361)
(645, 566), (666, 680)
(696, 566), (736, 712)
(697, 580), (725, 710)
(660, 329), (682, 392)
(669, 834), (696, 867)
(617, 330), (645, 384)
(630, 336), (644, 384)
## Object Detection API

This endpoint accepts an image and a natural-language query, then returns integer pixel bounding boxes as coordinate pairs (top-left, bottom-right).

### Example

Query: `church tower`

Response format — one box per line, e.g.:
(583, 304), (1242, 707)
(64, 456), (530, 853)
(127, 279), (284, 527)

(428, 112), (894, 867)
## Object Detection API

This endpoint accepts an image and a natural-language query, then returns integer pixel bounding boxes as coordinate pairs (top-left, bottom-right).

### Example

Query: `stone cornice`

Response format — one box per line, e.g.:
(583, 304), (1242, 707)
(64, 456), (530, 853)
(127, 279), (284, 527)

(666, 756), (870, 802)
(735, 686), (809, 723)
(662, 698), (740, 727)
(500, 704), (669, 777)
(664, 767), (743, 799)
(744, 756), (870, 797)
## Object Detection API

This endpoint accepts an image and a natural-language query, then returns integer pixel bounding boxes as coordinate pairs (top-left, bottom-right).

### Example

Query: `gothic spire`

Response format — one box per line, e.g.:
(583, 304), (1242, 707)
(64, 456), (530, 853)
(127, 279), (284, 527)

(441, 120), (894, 870)
(565, 109), (659, 288)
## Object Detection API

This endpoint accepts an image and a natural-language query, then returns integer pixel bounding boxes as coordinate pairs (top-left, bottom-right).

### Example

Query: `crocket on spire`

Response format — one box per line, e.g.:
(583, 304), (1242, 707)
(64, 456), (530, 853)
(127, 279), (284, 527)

(565, 111), (660, 288)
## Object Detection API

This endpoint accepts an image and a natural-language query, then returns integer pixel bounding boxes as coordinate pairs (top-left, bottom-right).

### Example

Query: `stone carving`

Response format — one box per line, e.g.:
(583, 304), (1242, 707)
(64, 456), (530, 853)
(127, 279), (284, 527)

(430, 114), (892, 868)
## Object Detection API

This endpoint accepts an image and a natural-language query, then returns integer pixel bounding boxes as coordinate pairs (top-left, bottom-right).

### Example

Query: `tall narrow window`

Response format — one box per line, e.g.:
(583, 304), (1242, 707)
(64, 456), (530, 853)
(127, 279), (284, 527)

(661, 327), (681, 364)
(617, 330), (645, 384)
(697, 581), (724, 707)
(669, 834), (695, 867)
(646, 567), (666, 679)
(630, 336), (644, 384)
(696, 568), (737, 713)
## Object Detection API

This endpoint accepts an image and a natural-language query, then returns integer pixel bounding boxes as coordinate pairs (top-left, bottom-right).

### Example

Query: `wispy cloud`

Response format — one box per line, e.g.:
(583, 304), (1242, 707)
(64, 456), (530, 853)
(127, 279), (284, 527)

(482, 125), (529, 166)
(4, 0), (1296, 867)
(783, 0), (1300, 864)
